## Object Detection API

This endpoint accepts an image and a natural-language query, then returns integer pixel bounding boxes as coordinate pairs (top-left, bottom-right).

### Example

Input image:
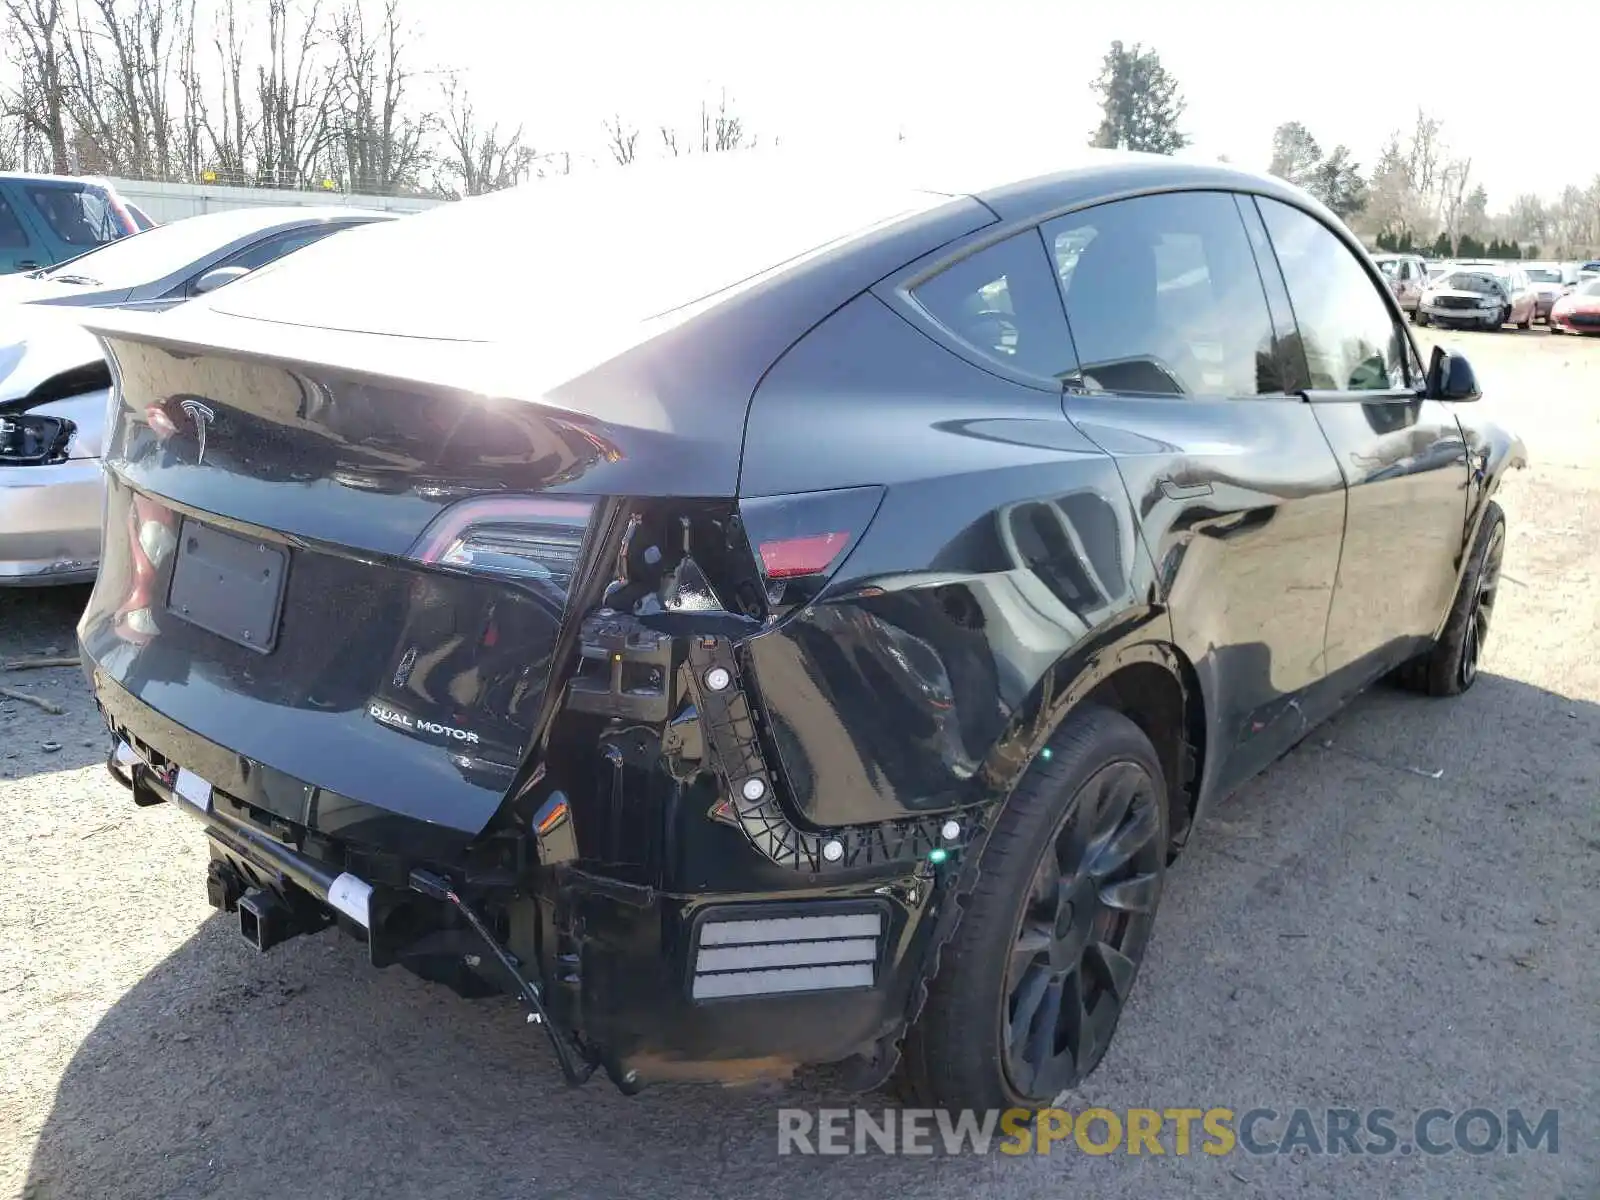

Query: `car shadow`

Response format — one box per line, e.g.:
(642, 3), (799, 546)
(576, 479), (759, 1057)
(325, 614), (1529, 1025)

(20, 671), (1599, 1199)
(0, 586), (104, 778)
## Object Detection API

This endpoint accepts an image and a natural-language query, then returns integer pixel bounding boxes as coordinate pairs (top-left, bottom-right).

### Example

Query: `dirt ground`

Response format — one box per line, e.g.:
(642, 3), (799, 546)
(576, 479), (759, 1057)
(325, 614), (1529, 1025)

(1, 327), (1595, 1199)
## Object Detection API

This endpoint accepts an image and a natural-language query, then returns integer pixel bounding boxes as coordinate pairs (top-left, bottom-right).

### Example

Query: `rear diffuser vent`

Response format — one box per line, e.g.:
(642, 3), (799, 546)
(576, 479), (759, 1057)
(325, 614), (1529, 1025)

(690, 907), (883, 1001)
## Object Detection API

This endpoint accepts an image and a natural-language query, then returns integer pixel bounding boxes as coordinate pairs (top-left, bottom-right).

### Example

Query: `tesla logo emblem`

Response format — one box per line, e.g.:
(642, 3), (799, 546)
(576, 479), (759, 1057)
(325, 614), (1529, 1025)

(393, 646), (418, 689)
(178, 399), (215, 465)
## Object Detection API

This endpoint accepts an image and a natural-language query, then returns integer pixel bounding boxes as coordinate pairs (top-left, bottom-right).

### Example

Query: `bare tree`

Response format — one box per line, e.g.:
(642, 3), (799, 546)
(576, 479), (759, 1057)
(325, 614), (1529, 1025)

(700, 90), (748, 152)
(182, 0), (260, 185)
(255, 0), (335, 188)
(602, 114), (638, 165)
(3, 0), (71, 172)
(324, 0), (433, 193)
(1439, 157), (1473, 256)
(438, 78), (534, 197)
(653, 90), (754, 158)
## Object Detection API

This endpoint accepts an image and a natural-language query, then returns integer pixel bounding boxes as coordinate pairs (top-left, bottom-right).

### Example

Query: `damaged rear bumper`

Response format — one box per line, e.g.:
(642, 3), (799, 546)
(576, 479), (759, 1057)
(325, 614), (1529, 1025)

(95, 669), (965, 1089)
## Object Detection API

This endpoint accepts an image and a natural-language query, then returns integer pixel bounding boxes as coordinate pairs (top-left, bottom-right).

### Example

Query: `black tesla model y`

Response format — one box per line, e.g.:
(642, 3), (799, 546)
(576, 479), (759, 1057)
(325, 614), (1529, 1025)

(79, 148), (1524, 1108)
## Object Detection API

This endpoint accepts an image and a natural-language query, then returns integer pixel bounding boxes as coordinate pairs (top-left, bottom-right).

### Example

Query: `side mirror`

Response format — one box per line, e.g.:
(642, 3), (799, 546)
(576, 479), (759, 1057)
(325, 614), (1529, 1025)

(191, 265), (251, 295)
(1426, 345), (1481, 403)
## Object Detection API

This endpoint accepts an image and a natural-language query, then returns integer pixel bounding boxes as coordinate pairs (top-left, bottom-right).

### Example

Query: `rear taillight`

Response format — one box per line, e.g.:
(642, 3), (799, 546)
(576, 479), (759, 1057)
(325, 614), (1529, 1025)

(408, 496), (594, 606)
(738, 486), (883, 608)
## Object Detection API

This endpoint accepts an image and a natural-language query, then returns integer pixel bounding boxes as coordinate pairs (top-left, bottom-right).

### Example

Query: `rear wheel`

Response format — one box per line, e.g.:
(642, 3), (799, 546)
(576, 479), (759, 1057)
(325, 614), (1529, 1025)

(898, 707), (1168, 1109)
(1518, 307), (1532, 330)
(1415, 310), (1430, 327)
(1397, 501), (1505, 696)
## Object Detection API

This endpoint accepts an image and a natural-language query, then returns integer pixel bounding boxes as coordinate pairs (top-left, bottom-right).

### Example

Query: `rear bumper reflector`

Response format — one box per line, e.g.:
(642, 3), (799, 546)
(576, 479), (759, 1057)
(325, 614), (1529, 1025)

(692, 963), (875, 1000)
(690, 907), (884, 1001)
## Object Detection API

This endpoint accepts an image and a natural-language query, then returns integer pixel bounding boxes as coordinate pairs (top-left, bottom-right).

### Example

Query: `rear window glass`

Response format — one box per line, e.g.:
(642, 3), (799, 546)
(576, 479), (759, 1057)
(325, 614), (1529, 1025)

(1525, 268), (1560, 283)
(0, 195), (27, 249)
(24, 183), (127, 246)
(911, 231), (1076, 379)
(208, 154), (948, 342)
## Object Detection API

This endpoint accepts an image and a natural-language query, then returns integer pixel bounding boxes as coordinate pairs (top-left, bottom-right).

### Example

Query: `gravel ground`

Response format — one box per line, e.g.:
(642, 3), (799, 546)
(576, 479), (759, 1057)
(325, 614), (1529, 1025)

(2, 328), (1596, 1199)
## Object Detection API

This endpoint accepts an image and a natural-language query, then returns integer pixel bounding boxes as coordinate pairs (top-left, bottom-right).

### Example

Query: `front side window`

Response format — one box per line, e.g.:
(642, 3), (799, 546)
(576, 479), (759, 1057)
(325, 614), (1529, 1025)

(1257, 197), (1406, 392)
(1044, 191), (1279, 397)
(910, 231), (1077, 380)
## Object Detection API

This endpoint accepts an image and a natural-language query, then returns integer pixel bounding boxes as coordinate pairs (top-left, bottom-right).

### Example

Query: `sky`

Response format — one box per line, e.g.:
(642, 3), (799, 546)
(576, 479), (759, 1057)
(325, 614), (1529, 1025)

(415, 0), (1597, 207)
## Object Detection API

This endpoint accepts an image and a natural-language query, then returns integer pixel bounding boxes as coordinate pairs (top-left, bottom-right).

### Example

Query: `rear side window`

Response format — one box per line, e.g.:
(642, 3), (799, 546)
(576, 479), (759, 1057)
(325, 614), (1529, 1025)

(1044, 191), (1278, 397)
(1257, 198), (1406, 392)
(0, 195), (27, 249)
(222, 225), (341, 272)
(24, 184), (125, 246)
(910, 231), (1077, 380)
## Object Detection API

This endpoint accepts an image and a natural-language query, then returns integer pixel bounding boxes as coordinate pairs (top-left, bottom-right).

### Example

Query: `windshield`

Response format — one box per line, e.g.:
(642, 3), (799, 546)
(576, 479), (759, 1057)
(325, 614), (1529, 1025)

(1581, 278), (1600, 297)
(38, 210), (300, 288)
(1376, 259), (1400, 278)
(1525, 268), (1561, 283)
(1438, 272), (1504, 295)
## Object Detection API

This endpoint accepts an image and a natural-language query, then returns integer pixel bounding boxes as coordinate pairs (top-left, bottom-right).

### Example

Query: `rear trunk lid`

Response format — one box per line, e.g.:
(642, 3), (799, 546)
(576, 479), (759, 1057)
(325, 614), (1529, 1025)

(78, 329), (650, 840)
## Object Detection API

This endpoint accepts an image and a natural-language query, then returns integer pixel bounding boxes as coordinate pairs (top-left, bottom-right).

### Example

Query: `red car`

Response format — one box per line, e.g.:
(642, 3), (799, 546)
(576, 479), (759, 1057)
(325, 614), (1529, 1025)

(1549, 277), (1600, 335)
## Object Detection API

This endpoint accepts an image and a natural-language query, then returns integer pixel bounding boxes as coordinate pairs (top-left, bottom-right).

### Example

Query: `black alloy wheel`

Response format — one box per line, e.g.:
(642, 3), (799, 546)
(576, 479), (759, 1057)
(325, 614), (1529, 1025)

(898, 706), (1169, 1109)
(1459, 516), (1505, 688)
(1396, 500), (1506, 697)
(1001, 759), (1165, 1099)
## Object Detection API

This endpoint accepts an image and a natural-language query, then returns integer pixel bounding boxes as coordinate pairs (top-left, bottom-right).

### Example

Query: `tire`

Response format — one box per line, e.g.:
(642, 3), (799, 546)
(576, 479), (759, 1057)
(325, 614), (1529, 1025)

(1396, 501), (1505, 697)
(898, 706), (1169, 1109)
(1415, 311), (1430, 327)
(1518, 308), (1532, 331)
(1550, 321), (1564, 335)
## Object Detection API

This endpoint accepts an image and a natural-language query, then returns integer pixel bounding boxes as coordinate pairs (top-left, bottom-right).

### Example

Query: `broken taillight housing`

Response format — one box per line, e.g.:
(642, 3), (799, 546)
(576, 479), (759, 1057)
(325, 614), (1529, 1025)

(738, 486), (884, 609)
(408, 496), (595, 610)
(0, 412), (74, 465)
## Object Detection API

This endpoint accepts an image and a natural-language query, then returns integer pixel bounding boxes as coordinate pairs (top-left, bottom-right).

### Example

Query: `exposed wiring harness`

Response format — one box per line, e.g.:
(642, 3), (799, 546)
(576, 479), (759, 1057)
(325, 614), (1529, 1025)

(409, 868), (597, 1086)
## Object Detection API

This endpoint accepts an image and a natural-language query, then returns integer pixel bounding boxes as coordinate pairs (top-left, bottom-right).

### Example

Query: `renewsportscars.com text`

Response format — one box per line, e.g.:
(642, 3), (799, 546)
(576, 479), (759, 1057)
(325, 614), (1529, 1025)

(776, 1107), (1559, 1157)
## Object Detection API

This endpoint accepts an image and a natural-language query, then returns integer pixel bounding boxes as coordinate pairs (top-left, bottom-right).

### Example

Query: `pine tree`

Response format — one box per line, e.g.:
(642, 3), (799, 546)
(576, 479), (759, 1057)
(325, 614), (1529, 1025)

(1089, 42), (1189, 155)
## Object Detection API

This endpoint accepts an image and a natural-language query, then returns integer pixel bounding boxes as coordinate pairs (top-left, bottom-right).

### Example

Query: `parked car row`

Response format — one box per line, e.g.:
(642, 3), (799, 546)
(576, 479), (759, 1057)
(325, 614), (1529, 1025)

(1374, 252), (1600, 333)
(0, 206), (393, 583)
(37, 147), (1525, 1108)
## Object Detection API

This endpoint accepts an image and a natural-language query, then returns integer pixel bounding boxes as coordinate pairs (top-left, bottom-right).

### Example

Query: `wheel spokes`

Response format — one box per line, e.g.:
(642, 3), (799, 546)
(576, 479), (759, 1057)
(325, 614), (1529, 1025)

(1008, 961), (1052, 1062)
(1008, 923), (1052, 992)
(1090, 801), (1159, 880)
(1099, 870), (1161, 914)
(1020, 976), (1065, 1093)
(1085, 939), (1139, 1002)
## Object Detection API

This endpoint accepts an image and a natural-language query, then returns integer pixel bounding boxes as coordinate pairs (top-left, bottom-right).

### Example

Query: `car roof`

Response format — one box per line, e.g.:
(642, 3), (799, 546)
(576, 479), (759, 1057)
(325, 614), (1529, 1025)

(125, 205), (395, 237)
(82, 145), (1354, 455)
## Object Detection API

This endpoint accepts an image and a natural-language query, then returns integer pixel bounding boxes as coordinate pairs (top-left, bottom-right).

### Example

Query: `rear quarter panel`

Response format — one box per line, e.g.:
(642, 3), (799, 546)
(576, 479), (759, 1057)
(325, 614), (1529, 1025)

(740, 293), (1167, 828)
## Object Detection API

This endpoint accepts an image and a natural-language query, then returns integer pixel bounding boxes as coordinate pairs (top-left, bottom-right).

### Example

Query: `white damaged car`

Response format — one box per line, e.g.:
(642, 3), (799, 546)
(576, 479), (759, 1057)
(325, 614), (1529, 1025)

(0, 308), (109, 584)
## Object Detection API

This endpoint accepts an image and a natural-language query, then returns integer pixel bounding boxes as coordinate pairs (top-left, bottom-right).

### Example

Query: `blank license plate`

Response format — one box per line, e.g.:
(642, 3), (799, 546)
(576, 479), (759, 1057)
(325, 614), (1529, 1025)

(166, 519), (288, 653)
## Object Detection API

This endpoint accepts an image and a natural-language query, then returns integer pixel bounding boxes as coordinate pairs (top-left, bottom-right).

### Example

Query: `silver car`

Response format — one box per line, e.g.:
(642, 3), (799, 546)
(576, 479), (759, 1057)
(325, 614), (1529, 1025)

(0, 208), (394, 585)
(1522, 262), (1572, 322)
(0, 311), (107, 583)
(1373, 252), (1428, 314)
